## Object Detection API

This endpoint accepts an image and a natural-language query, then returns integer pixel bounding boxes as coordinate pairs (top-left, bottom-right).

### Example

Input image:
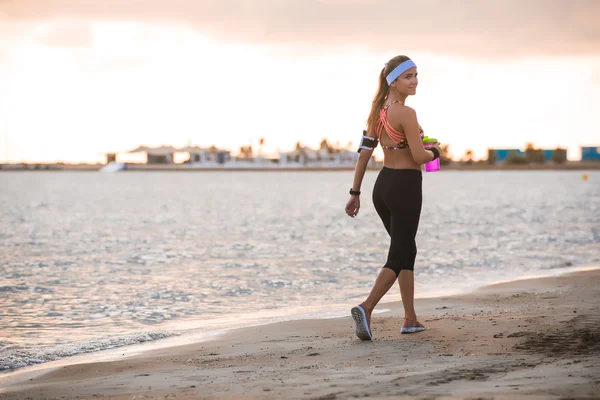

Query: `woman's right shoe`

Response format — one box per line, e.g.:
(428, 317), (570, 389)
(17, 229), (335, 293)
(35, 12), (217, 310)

(351, 305), (372, 341)
(401, 317), (425, 334)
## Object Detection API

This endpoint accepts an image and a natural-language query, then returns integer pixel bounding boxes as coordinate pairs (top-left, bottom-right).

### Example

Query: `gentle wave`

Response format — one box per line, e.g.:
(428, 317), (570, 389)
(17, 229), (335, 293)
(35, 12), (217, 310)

(0, 330), (177, 371)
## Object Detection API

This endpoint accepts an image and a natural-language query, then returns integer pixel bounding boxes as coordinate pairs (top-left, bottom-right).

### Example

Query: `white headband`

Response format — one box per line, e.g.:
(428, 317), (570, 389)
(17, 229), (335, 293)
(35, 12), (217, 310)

(385, 60), (416, 85)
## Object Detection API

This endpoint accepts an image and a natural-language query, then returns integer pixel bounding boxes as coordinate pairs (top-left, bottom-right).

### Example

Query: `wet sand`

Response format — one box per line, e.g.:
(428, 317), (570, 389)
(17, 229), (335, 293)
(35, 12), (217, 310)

(1, 268), (599, 399)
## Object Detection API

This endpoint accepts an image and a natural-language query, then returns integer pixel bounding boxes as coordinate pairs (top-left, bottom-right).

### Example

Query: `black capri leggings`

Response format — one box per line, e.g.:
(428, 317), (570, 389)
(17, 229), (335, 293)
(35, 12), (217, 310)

(372, 167), (423, 276)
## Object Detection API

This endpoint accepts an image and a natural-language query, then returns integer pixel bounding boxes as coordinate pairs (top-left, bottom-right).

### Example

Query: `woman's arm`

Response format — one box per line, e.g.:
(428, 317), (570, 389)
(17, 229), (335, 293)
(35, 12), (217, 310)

(345, 132), (376, 218)
(351, 131), (377, 192)
(351, 149), (372, 192)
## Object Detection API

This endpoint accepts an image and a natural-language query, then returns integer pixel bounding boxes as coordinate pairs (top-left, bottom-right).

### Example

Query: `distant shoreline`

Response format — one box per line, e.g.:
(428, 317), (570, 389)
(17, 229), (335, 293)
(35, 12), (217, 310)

(1, 162), (599, 172)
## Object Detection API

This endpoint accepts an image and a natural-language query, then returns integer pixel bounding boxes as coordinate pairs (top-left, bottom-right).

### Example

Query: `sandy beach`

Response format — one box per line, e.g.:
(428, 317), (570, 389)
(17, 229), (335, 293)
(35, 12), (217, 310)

(1, 268), (599, 400)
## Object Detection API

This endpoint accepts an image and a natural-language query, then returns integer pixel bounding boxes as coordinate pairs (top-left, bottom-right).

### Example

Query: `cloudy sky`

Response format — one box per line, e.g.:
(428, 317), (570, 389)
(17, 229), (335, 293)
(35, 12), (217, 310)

(1, 0), (599, 162)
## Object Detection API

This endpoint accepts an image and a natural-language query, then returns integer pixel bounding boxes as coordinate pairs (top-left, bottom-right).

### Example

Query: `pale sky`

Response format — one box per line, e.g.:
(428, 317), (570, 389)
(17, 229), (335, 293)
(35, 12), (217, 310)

(1, 0), (599, 163)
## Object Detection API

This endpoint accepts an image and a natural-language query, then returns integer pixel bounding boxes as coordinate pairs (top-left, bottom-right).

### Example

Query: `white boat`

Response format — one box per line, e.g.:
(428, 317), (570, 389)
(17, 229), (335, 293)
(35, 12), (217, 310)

(99, 162), (127, 172)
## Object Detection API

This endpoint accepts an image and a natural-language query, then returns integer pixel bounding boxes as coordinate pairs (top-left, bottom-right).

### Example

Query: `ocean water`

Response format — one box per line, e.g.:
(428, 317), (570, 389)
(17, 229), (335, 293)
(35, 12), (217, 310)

(1, 170), (599, 371)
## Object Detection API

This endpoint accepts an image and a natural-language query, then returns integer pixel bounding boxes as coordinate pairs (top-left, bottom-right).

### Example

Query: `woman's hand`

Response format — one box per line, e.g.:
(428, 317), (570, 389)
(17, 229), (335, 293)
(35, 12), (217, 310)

(426, 142), (441, 160)
(345, 195), (360, 218)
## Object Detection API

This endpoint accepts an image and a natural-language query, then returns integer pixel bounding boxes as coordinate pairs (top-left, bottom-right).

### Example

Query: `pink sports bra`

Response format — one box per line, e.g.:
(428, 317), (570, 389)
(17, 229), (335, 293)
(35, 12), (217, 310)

(376, 100), (424, 150)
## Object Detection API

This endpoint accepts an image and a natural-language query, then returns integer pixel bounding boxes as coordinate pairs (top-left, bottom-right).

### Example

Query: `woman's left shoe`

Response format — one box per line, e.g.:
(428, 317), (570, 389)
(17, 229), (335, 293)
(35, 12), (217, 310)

(401, 318), (425, 334)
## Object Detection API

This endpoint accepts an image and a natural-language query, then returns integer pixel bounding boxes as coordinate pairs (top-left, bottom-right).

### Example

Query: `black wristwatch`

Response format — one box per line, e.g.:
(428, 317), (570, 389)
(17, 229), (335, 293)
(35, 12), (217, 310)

(349, 188), (361, 196)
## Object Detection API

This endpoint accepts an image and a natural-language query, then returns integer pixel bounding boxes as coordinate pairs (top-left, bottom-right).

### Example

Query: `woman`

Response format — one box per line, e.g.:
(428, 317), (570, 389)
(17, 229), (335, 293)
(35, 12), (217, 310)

(345, 55), (440, 341)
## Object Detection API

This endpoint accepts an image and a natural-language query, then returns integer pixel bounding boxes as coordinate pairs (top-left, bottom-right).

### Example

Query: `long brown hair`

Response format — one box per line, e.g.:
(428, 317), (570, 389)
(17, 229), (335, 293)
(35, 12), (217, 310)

(366, 55), (411, 135)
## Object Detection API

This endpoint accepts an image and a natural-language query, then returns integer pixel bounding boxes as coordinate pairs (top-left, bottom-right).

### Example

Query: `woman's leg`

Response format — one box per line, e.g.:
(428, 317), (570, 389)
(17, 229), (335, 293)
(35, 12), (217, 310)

(386, 212), (419, 321)
(360, 268), (397, 318)
(392, 171), (422, 328)
(384, 171), (422, 324)
(359, 214), (419, 327)
(356, 170), (396, 325)
(361, 210), (414, 319)
(398, 270), (417, 321)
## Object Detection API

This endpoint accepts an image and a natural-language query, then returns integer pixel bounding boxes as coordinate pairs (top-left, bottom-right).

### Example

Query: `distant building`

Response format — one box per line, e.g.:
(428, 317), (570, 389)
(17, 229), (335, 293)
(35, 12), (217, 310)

(488, 149), (525, 162)
(180, 145), (231, 164)
(180, 145), (206, 163)
(280, 145), (319, 165)
(544, 148), (567, 163)
(279, 140), (359, 166)
(489, 147), (567, 163)
(542, 150), (554, 161)
(124, 145), (231, 165)
(581, 146), (600, 161)
(128, 146), (177, 164)
(105, 153), (117, 164)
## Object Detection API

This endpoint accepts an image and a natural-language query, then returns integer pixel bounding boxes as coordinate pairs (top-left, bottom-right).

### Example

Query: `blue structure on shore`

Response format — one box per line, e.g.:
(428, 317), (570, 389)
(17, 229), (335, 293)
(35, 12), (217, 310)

(581, 146), (600, 161)
(491, 149), (525, 162)
(542, 150), (555, 161)
(489, 148), (567, 163)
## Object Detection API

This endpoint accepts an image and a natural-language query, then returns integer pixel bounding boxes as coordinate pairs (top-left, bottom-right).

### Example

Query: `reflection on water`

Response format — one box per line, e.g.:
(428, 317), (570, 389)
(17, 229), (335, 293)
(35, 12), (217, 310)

(1, 170), (599, 370)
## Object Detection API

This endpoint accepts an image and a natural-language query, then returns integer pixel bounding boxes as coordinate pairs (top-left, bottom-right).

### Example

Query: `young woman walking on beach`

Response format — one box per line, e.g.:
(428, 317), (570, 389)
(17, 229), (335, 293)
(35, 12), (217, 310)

(345, 55), (440, 340)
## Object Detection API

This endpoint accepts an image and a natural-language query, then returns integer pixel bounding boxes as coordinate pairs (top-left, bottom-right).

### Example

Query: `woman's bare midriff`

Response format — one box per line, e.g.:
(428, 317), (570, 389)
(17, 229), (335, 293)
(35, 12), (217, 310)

(382, 147), (421, 171)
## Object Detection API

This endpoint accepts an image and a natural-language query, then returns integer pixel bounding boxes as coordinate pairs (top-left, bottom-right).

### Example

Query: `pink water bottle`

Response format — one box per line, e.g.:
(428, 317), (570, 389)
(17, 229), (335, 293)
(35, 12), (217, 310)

(423, 137), (440, 172)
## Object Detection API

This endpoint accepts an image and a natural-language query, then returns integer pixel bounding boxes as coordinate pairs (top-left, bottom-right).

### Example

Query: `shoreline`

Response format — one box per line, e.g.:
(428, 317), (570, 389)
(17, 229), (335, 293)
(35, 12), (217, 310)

(2, 266), (599, 399)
